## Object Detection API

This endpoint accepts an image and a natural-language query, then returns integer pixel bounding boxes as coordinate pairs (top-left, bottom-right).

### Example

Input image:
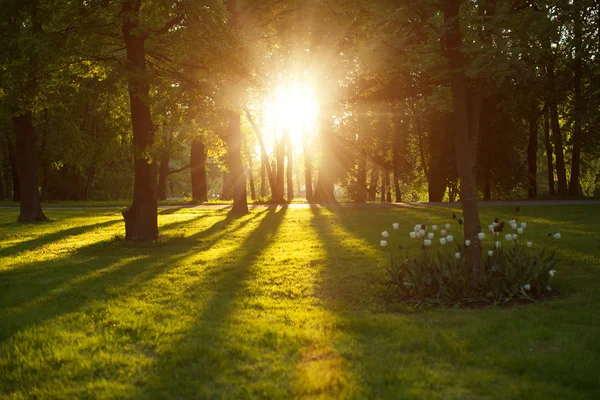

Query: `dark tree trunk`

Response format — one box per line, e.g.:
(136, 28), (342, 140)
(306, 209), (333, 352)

(274, 136), (285, 201)
(248, 149), (256, 201)
(225, 111), (248, 214)
(157, 153), (169, 201)
(303, 134), (312, 202)
(544, 107), (554, 195)
(311, 120), (336, 204)
(260, 153), (267, 198)
(385, 172), (392, 203)
(121, 0), (158, 241)
(84, 165), (95, 201)
(286, 133), (293, 200)
(220, 171), (232, 200)
(191, 139), (208, 202)
(356, 148), (367, 203)
(527, 113), (538, 198)
(545, 41), (568, 195)
(444, 0), (482, 279)
(12, 111), (47, 221)
(380, 170), (386, 203)
(368, 164), (378, 201)
(569, 3), (583, 196)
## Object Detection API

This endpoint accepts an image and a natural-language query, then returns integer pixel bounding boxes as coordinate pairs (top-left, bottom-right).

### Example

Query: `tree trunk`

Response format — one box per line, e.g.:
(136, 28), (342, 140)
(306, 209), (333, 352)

(191, 138), (208, 202)
(220, 171), (232, 200)
(303, 133), (313, 202)
(544, 107), (554, 195)
(545, 41), (568, 194)
(380, 170), (386, 203)
(444, 0), (482, 279)
(225, 111), (248, 214)
(527, 113), (538, 198)
(12, 111), (47, 221)
(274, 135), (285, 201)
(356, 148), (367, 203)
(121, 0), (158, 241)
(311, 120), (337, 204)
(157, 153), (169, 201)
(569, 2), (583, 196)
(385, 172), (392, 203)
(248, 149), (256, 201)
(84, 165), (95, 201)
(260, 148), (267, 198)
(368, 164), (378, 201)
(8, 138), (19, 201)
(286, 132), (293, 201)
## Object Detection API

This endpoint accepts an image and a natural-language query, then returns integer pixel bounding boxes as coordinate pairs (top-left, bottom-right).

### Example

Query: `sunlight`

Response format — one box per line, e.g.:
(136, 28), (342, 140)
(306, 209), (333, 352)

(263, 82), (317, 148)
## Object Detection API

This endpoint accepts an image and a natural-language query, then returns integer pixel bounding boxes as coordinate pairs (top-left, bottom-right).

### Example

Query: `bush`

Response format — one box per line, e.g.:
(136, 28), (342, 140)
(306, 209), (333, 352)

(381, 218), (559, 307)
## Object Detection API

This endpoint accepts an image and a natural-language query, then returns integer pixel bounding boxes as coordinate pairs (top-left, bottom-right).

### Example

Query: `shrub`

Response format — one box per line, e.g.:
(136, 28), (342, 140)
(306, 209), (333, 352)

(381, 217), (559, 307)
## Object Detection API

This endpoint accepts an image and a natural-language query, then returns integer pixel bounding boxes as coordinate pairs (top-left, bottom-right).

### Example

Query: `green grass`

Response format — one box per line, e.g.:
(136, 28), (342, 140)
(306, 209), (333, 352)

(1, 205), (599, 399)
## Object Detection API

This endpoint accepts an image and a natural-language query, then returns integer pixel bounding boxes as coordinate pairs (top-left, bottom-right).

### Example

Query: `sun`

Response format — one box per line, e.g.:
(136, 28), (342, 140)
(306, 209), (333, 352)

(263, 82), (317, 147)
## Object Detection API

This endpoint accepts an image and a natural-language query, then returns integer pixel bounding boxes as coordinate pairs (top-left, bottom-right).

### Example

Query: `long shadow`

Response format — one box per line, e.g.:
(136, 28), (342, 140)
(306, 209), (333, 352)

(0, 212), (231, 345)
(0, 219), (122, 259)
(138, 205), (290, 397)
(308, 206), (600, 398)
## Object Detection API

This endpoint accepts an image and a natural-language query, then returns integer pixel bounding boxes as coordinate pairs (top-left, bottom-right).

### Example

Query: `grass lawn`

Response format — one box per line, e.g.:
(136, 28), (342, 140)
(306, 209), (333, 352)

(1, 205), (599, 399)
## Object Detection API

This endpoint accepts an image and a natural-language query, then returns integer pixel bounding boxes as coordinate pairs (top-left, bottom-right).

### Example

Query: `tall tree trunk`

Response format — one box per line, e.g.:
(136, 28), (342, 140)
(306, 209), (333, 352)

(444, 0), (482, 280)
(368, 163), (378, 201)
(311, 120), (336, 204)
(286, 132), (293, 200)
(380, 170), (386, 203)
(12, 111), (47, 221)
(8, 138), (19, 201)
(274, 136), (285, 201)
(544, 107), (554, 195)
(260, 149), (267, 198)
(157, 153), (169, 201)
(527, 113), (538, 198)
(569, 2), (583, 196)
(385, 172), (392, 203)
(303, 133), (313, 202)
(356, 148), (367, 203)
(220, 171), (233, 200)
(191, 138), (208, 202)
(224, 0), (248, 215)
(248, 148), (256, 201)
(545, 41), (568, 194)
(121, 0), (158, 241)
(84, 165), (95, 201)
(244, 106), (276, 197)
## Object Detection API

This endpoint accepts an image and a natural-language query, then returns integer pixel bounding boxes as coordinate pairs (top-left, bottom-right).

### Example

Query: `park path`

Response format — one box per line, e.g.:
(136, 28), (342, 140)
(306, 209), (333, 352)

(1, 199), (599, 211)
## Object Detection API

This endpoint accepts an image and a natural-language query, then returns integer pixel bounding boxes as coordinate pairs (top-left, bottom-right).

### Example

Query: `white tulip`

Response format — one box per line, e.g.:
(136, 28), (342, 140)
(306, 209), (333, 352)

(432, 225), (438, 231)
(495, 241), (501, 248)
(439, 238), (447, 245)
(424, 239), (432, 247)
(446, 235), (454, 242)
(517, 227), (523, 235)
(428, 232), (434, 239)
(512, 234), (518, 240)
(523, 284), (531, 291)
(549, 270), (556, 277)
(488, 224), (495, 233)
(553, 233), (561, 239)
(445, 223), (451, 230)
(478, 232), (485, 240)
(492, 221), (499, 227)
(465, 240), (471, 247)
(410, 231), (416, 239)
(381, 231), (389, 238)
(419, 229), (426, 236)
(488, 250), (493, 257)
(521, 222), (527, 229)
(414, 225), (420, 232)
(527, 242), (532, 247)
(505, 234), (512, 241)
(510, 223), (518, 230)
(546, 285), (552, 291)
(380, 240), (388, 247)
(441, 229), (447, 236)
(455, 252), (461, 260)
(393, 223), (399, 230)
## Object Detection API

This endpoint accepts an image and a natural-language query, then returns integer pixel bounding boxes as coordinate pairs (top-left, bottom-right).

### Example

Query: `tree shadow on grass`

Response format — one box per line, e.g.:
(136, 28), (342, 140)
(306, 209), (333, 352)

(0, 211), (250, 346)
(137, 205), (290, 398)
(307, 206), (600, 398)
